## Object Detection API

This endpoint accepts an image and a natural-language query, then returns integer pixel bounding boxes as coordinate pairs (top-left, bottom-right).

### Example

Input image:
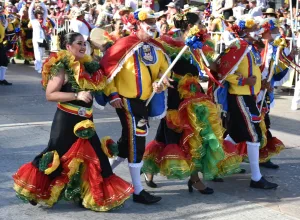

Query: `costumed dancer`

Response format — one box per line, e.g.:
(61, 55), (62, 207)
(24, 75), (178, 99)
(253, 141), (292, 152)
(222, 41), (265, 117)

(142, 12), (242, 192)
(219, 17), (278, 189)
(255, 18), (296, 168)
(5, 9), (20, 64)
(17, 3), (34, 64)
(0, 12), (11, 85)
(28, 0), (49, 73)
(98, 8), (171, 204)
(12, 32), (134, 211)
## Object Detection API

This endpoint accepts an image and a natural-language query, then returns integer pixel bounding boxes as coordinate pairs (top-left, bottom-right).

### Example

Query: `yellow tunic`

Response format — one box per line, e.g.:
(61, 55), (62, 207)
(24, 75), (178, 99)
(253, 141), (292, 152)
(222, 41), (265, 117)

(104, 47), (169, 101)
(0, 23), (5, 43)
(225, 52), (262, 96)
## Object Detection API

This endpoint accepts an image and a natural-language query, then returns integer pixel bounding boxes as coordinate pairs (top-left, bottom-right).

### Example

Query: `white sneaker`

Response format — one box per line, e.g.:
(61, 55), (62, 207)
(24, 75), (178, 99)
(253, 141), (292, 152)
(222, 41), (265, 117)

(291, 102), (298, 111)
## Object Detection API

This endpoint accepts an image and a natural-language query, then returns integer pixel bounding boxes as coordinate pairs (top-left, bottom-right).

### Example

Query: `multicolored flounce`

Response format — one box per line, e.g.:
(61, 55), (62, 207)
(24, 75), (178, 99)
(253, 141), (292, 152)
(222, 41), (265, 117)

(12, 120), (133, 211)
(41, 50), (106, 92)
(235, 112), (285, 163)
(143, 93), (242, 180)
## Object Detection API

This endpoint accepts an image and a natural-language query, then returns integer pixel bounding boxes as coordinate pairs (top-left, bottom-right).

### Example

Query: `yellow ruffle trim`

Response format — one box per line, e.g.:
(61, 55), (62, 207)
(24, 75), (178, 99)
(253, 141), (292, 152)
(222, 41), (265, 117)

(100, 136), (114, 158)
(74, 119), (95, 139)
(44, 151), (60, 175)
(166, 110), (182, 132)
(42, 50), (106, 91)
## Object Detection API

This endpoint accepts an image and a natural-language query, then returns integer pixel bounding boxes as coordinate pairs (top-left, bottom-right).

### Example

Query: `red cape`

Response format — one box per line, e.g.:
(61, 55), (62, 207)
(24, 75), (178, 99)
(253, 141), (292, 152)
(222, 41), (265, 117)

(100, 34), (166, 82)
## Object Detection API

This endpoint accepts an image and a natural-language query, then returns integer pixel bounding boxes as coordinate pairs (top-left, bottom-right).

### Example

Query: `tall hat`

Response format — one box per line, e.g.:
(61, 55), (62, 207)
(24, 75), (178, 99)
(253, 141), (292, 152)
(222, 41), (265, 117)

(259, 17), (280, 33)
(133, 8), (159, 21)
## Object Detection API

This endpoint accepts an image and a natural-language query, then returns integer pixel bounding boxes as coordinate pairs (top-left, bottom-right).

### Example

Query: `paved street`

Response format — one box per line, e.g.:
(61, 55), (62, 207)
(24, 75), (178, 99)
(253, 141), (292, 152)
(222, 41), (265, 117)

(0, 60), (300, 220)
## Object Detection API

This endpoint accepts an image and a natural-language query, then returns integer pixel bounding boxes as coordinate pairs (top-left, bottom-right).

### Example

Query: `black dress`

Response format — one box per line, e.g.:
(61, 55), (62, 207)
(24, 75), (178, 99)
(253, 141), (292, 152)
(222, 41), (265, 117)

(13, 81), (133, 212)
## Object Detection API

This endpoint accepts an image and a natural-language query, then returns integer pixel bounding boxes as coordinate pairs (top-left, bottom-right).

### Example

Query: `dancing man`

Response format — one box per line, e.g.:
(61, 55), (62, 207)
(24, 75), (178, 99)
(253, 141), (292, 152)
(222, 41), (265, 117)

(100, 8), (171, 204)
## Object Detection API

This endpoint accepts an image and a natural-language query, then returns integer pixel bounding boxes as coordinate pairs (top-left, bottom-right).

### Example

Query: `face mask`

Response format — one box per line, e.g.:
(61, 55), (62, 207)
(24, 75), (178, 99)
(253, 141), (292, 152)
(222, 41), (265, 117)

(271, 33), (281, 39)
(250, 32), (260, 40)
(140, 22), (156, 37)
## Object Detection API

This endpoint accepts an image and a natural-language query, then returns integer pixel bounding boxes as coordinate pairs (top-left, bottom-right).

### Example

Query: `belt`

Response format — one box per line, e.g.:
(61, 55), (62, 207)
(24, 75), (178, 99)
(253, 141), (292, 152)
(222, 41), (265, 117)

(57, 102), (93, 118)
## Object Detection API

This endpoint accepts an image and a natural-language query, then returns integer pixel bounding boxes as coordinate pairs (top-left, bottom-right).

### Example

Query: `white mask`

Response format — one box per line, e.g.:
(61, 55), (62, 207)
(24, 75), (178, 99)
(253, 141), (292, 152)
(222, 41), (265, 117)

(140, 22), (156, 38)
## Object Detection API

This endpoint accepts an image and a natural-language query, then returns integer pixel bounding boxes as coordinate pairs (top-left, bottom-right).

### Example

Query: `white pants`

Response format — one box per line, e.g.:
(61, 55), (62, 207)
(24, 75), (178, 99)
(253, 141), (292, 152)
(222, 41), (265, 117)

(292, 77), (300, 109)
(33, 41), (45, 74)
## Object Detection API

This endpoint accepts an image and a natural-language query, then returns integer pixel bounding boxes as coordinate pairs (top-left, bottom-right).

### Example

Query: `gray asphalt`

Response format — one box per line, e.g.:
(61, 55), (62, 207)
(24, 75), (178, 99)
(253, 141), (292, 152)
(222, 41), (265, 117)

(0, 60), (300, 220)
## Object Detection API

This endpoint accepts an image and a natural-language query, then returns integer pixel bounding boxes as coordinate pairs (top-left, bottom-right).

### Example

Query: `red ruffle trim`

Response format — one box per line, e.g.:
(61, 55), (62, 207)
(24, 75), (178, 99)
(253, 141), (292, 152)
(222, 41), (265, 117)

(235, 137), (285, 162)
(259, 137), (285, 162)
(143, 140), (165, 163)
(13, 138), (133, 210)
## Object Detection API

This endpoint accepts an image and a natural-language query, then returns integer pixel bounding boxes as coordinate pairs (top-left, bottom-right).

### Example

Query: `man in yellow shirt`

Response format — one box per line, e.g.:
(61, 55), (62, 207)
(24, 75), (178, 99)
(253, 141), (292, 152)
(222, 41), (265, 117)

(100, 8), (171, 205)
(221, 17), (278, 190)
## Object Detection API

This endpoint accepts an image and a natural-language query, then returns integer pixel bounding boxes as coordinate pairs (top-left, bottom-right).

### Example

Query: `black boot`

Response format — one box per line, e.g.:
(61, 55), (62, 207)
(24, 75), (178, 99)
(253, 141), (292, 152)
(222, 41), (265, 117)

(133, 190), (162, 204)
(11, 58), (16, 64)
(250, 177), (278, 189)
(260, 160), (279, 169)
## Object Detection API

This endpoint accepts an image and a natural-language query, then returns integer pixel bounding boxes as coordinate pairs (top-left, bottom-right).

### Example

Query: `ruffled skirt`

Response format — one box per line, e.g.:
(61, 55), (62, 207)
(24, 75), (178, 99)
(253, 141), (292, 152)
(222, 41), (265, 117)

(143, 97), (242, 180)
(13, 109), (133, 211)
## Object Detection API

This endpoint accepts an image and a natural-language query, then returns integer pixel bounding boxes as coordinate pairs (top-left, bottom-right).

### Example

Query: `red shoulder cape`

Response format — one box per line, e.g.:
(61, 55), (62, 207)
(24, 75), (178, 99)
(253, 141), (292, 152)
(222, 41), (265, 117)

(100, 34), (166, 81)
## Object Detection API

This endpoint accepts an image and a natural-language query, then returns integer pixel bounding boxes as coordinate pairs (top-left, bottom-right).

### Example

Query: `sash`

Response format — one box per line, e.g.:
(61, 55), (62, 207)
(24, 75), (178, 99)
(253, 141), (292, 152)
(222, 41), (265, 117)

(77, 18), (92, 32)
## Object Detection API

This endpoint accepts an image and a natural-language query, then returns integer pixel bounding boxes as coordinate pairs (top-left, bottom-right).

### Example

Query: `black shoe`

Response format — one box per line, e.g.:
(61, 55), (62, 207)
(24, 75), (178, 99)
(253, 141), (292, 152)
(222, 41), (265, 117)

(144, 174), (157, 188)
(239, 168), (246, 174)
(0, 80), (12, 85)
(11, 59), (16, 64)
(133, 190), (162, 204)
(250, 177), (278, 189)
(188, 179), (214, 194)
(77, 199), (85, 208)
(29, 200), (37, 206)
(24, 60), (30, 65)
(260, 160), (279, 169)
(212, 177), (224, 182)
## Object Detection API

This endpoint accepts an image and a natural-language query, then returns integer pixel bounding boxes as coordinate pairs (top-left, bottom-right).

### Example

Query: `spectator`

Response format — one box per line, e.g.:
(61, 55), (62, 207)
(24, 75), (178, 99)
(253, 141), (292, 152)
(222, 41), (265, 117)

(216, 0), (234, 19)
(248, 0), (263, 17)
(233, 0), (246, 18)
(263, 8), (277, 18)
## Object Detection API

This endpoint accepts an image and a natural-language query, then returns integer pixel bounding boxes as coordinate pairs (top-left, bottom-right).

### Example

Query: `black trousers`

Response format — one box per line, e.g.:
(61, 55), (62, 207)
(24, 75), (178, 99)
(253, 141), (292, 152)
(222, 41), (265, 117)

(227, 94), (262, 143)
(116, 98), (149, 163)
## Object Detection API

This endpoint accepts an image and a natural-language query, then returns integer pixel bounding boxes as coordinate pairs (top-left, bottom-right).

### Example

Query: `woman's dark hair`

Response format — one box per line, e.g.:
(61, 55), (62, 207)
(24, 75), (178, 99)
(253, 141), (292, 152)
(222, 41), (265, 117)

(34, 9), (44, 15)
(173, 12), (200, 31)
(60, 32), (82, 49)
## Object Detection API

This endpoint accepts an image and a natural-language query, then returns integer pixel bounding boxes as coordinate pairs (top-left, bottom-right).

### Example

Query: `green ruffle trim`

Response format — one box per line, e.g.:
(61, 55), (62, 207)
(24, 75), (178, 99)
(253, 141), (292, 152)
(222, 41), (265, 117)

(39, 151), (54, 172)
(192, 104), (225, 180)
(160, 159), (191, 180)
(75, 128), (95, 139)
(61, 164), (83, 203)
(48, 58), (81, 92)
(84, 61), (100, 74)
(108, 142), (119, 157)
(141, 158), (160, 175)
(162, 42), (191, 61)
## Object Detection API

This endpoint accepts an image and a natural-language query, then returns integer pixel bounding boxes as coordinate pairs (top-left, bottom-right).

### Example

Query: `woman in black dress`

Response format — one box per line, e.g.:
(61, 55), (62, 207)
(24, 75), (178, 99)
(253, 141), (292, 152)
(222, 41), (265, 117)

(13, 32), (133, 212)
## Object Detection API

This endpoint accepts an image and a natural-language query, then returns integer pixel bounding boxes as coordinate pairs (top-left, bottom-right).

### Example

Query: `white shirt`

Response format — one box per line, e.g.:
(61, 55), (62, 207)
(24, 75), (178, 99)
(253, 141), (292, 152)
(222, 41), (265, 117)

(248, 6), (263, 17)
(29, 1), (48, 43)
(256, 0), (267, 9)
(70, 19), (90, 41)
(223, 30), (236, 47)
(233, 4), (245, 19)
